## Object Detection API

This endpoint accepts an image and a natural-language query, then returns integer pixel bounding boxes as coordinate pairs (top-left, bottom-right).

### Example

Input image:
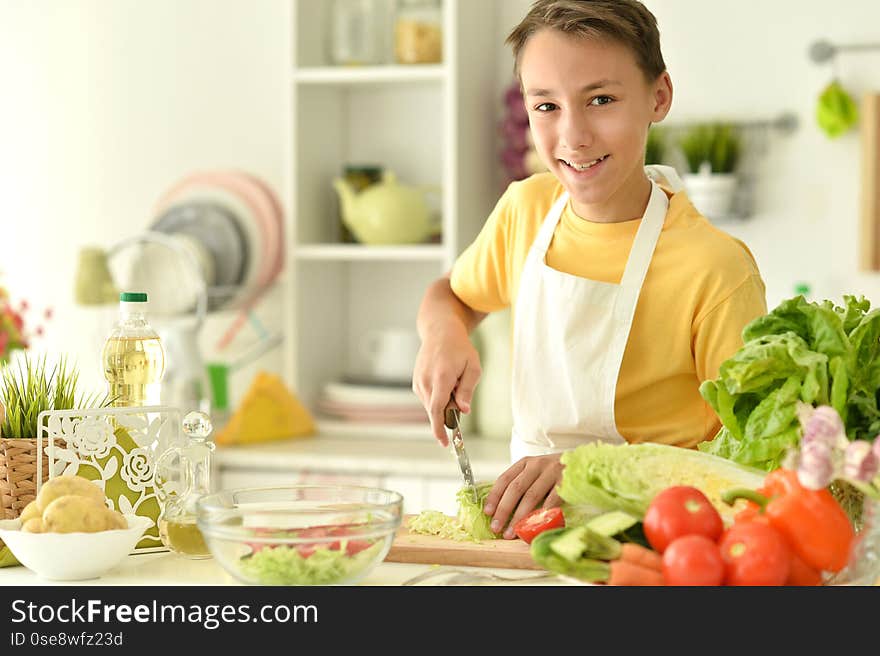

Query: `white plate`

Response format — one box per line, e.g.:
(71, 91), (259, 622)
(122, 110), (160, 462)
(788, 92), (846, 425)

(322, 382), (423, 407)
(156, 182), (264, 311)
(0, 515), (153, 581)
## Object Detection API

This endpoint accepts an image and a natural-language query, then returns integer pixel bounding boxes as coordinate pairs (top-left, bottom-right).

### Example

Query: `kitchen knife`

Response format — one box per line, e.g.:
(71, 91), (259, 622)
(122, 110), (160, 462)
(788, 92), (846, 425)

(445, 399), (479, 504)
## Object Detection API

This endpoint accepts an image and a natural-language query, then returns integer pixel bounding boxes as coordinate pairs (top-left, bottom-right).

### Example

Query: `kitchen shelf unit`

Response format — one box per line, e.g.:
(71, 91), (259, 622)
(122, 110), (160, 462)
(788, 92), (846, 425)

(283, 0), (498, 438)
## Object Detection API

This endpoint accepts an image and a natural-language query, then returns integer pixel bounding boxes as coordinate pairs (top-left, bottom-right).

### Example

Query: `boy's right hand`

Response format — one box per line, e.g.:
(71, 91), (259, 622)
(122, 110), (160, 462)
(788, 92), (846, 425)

(412, 326), (482, 447)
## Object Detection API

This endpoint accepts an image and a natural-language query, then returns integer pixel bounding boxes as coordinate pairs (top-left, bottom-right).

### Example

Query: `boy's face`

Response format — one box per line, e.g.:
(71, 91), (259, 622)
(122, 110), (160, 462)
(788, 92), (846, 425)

(520, 29), (672, 221)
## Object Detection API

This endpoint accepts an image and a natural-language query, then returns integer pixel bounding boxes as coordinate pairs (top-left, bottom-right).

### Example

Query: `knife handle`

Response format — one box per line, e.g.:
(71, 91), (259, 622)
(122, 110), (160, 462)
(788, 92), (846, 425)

(444, 398), (460, 430)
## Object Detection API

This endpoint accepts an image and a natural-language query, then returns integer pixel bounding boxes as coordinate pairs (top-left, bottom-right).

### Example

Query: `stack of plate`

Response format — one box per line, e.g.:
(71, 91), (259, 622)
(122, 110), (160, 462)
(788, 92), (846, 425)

(317, 381), (428, 424)
(148, 170), (285, 313)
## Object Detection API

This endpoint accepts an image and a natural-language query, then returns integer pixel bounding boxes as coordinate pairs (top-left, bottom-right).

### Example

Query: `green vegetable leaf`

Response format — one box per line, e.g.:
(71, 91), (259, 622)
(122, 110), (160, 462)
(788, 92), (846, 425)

(829, 356), (850, 423)
(840, 295), (871, 335)
(848, 309), (880, 380)
(742, 296), (810, 343)
(702, 293), (880, 470)
(743, 376), (801, 443)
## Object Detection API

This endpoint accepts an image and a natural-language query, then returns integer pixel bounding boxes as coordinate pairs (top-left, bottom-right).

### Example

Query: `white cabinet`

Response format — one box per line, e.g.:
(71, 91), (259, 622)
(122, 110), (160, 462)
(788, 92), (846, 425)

(282, 0), (498, 436)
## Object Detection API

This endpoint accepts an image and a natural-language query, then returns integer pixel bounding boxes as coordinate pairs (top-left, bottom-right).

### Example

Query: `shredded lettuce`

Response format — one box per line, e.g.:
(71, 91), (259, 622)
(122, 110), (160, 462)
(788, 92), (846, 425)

(559, 442), (765, 525)
(237, 541), (384, 585)
(407, 510), (478, 542)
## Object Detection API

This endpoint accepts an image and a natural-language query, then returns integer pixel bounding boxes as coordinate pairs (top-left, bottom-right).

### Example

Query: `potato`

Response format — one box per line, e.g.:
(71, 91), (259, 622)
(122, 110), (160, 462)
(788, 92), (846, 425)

(104, 508), (127, 531)
(19, 500), (42, 524)
(22, 518), (45, 533)
(37, 475), (105, 511)
(42, 495), (116, 533)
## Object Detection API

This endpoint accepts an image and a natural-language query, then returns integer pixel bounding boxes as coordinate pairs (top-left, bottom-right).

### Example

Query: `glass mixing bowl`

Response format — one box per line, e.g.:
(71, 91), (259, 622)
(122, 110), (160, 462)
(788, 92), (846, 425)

(196, 485), (403, 585)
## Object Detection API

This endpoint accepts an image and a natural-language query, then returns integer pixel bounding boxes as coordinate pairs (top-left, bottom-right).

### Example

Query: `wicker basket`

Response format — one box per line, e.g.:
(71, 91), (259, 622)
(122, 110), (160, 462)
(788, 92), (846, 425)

(0, 437), (57, 520)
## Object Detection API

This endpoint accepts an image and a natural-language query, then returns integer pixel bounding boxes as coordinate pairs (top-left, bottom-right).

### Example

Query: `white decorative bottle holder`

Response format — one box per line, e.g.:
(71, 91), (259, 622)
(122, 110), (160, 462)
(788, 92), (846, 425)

(36, 406), (183, 553)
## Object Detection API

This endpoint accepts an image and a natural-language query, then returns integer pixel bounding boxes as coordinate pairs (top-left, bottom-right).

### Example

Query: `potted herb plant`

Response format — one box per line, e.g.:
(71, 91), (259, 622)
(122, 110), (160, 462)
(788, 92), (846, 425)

(678, 122), (741, 218)
(0, 353), (107, 523)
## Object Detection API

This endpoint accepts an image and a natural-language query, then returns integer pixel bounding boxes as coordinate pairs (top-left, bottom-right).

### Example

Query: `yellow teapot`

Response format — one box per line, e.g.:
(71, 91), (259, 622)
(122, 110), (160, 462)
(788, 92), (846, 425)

(333, 171), (441, 245)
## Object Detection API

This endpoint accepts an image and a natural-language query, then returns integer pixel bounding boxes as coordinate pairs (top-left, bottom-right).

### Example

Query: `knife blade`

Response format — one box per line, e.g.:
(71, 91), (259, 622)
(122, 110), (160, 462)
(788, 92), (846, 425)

(445, 399), (478, 504)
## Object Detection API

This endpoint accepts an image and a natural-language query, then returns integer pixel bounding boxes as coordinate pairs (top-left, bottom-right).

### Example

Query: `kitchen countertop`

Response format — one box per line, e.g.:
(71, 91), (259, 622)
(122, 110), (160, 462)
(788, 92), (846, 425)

(213, 433), (513, 479)
(0, 552), (568, 587)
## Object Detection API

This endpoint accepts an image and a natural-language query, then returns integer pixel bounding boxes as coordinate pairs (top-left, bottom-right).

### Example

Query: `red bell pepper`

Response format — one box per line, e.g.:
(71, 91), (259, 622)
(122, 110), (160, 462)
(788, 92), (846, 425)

(722, 468), (855, 574)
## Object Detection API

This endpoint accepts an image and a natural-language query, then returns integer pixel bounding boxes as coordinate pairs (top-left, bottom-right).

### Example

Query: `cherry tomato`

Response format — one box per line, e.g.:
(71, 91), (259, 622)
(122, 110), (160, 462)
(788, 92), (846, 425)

(662, 534), (725, 586)
(718, 521), (791, 586)
(513, 507), (565, 544)
(643, 486), (724, 553)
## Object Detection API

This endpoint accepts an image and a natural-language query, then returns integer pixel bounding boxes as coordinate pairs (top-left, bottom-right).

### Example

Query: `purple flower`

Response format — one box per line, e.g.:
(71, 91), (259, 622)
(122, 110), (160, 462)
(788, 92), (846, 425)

(844, 440), (880, 482)
(797, 404), (847, 449)
(797, 439), (836, 490)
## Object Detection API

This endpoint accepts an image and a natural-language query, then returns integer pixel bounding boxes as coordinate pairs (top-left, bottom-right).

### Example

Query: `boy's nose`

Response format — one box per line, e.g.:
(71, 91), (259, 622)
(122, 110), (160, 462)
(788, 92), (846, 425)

(559, 112), (594, 150)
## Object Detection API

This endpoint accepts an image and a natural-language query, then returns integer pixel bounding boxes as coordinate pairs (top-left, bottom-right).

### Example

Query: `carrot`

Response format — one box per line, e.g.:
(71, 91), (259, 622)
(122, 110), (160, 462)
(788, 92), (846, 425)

(607, 559), (666, 586)
(620, 543), (663, 572)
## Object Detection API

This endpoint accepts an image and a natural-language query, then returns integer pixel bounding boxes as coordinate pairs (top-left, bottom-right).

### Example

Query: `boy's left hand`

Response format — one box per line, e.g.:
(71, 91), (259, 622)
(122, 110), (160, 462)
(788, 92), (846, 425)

(483, 454), (564, 539)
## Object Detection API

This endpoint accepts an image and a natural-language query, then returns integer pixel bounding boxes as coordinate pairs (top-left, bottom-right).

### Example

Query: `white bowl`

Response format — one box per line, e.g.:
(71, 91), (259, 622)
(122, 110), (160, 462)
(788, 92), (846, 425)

(0, 515), (153, 581)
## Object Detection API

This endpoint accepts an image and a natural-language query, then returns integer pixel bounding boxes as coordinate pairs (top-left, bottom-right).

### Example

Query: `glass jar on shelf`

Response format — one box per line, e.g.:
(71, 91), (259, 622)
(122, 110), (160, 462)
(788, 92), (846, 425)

(394, 0), (443, 65)
(328, 0), (385, 66)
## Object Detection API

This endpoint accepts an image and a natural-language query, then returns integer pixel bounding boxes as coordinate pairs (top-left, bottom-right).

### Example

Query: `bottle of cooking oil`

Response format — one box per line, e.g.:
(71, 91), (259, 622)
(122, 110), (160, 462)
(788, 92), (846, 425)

(101, 291), (166, 407)
(155, 411), (214, 559)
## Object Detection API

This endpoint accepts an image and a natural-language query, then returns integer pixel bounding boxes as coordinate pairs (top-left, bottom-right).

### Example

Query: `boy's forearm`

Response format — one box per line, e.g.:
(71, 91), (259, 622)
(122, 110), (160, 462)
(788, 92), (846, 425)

(417, 275), (486, 340)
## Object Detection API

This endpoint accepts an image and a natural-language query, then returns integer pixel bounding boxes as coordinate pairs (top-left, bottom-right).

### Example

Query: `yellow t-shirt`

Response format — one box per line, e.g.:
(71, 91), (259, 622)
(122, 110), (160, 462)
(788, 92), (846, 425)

(450, 172), (767, 449)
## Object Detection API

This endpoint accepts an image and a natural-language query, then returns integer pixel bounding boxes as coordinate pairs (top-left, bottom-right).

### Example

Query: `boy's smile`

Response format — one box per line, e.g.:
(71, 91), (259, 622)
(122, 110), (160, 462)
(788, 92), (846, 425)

(520, 29), (672, 223)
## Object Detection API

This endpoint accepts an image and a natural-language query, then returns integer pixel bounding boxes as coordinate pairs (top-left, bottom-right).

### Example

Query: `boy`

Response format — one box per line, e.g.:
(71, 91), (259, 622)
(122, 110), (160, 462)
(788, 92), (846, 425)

(412, 0), (767, 538)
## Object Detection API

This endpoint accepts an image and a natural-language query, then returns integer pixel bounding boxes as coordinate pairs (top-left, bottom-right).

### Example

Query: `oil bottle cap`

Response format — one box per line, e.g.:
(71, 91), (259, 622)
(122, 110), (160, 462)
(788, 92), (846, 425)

(120, 292), (148, 302)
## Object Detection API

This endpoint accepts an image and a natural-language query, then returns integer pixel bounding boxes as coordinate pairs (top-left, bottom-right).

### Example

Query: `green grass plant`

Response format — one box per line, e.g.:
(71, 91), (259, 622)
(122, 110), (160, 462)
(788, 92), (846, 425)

(678, 122), (741, 174)
(0, 353), (108, 438)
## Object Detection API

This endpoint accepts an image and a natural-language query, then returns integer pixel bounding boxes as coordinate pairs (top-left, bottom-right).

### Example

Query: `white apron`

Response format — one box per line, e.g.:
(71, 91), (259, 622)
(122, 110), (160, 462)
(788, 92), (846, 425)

(509, 165), (684, 462)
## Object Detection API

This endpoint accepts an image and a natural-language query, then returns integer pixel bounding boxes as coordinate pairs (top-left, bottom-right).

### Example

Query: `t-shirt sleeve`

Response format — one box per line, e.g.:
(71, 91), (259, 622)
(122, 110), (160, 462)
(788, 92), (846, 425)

(449, 182), (517, 313)
(693, 273), (767, 382)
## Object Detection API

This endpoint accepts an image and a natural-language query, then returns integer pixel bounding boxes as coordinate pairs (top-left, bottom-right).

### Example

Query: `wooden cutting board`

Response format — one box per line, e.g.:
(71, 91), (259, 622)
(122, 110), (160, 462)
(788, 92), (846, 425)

(385, 515), (541, 570)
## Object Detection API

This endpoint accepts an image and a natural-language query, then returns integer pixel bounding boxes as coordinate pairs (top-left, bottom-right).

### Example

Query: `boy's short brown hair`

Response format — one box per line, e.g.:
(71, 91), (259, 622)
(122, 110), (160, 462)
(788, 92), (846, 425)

(506, 0), (666, 82)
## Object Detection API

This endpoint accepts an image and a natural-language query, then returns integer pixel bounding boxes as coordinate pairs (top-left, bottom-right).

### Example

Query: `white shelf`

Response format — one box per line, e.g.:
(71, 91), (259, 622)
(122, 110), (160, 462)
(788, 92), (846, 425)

(285, 0), (498, 423)
(316, 418), (433, 441)
(295, 243), (447, 261)
(293, 65), (447, 85)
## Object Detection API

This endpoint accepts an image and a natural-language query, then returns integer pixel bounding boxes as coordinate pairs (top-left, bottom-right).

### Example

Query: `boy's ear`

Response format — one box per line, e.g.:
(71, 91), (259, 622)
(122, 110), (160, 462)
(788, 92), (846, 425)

(650, 72), (673, 122)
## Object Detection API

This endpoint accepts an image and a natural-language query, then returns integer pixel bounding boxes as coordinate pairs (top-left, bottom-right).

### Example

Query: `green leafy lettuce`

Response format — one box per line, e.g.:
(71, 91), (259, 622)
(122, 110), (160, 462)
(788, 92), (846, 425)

(558, 442), (765, 525)
(408, 482), (501, 541)
(699, 294), (880, 470)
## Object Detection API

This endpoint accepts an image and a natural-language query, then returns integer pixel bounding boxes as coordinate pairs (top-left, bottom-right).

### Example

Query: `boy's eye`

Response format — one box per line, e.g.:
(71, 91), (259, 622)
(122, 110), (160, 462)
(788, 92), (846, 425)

(534, 102), (557, 112)
(590, 95), (614, 106)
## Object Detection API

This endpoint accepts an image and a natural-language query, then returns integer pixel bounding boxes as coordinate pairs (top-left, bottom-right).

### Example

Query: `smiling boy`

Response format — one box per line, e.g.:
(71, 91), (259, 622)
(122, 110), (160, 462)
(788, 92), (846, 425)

(412, 0), (767, 537)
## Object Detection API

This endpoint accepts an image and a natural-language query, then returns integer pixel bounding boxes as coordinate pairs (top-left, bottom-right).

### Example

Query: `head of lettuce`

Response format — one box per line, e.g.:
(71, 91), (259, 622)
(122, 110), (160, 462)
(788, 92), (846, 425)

(697, 294), (880, 472)
(557, 442), (765, 526)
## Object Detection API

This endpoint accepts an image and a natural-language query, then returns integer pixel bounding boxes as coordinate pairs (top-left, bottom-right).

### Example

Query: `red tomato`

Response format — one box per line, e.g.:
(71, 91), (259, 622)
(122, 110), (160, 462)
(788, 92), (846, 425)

(718, 521), (791, 586)
(662, 535), (725, 586)
(643, 486), (724, 553)
(513, 507), (565, 544)
(323, 526), (372, 555)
